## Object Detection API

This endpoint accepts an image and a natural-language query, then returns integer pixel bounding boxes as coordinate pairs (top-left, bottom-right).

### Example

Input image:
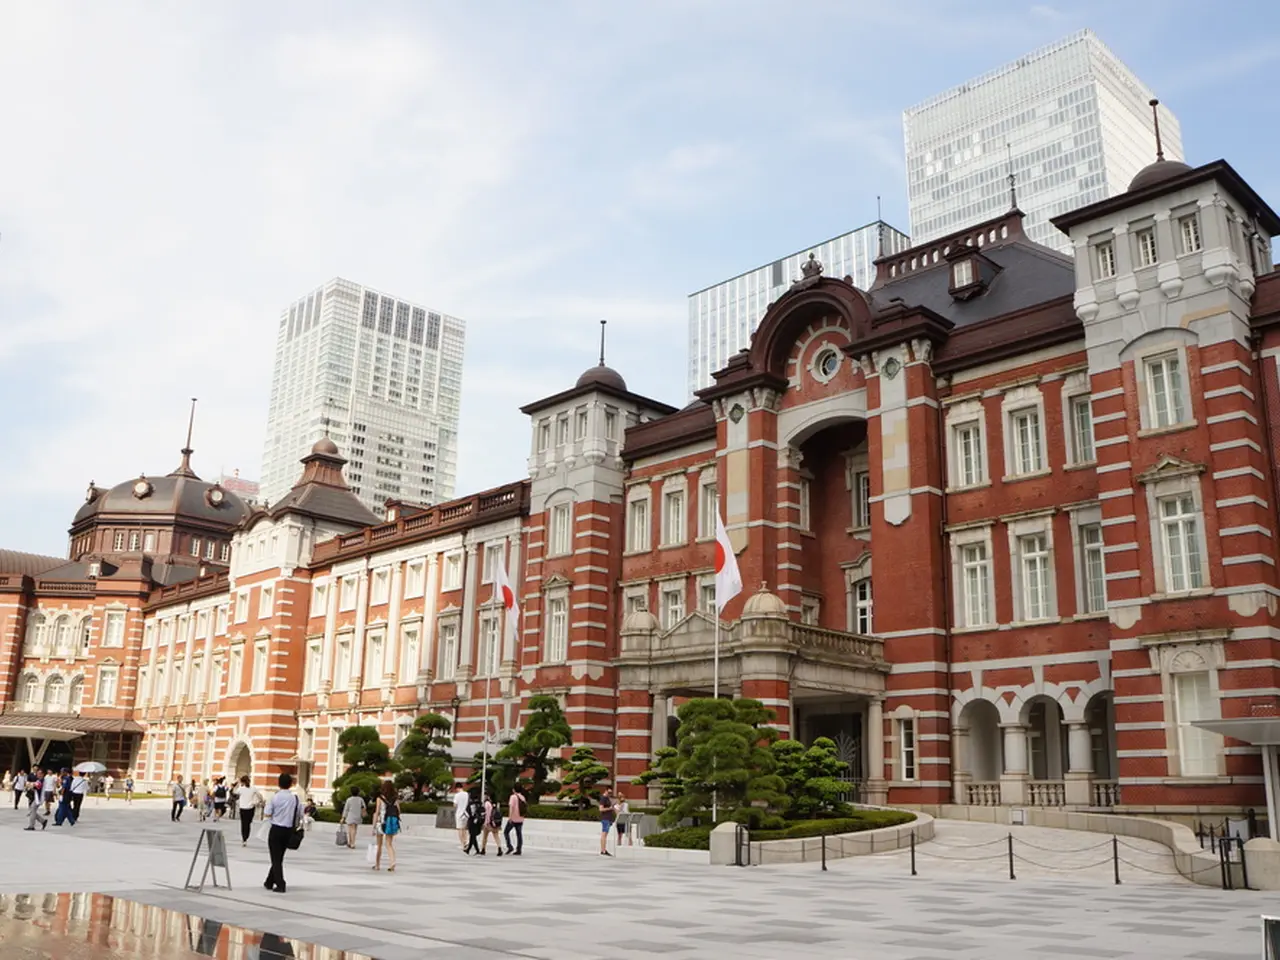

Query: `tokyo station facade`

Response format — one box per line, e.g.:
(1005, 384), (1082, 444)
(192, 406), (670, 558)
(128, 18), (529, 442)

(4, 153), (1280, 825)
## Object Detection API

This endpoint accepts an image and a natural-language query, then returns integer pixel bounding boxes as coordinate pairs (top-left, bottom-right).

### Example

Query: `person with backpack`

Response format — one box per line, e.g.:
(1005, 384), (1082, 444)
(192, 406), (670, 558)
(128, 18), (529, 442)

(372, 780), (400, 872)
(212, 777), (230, 821)
(481, 790), (504, 856)
(463, 789), (484, 855)
(504, 785), (526, 855)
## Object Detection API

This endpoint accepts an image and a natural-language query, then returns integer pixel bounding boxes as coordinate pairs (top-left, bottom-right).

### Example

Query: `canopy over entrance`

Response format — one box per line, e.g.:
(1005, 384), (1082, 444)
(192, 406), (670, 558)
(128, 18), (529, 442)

(0, 711), (144, 771)
(1194, 718), (1280, 840)
(0, 724), (84, 768)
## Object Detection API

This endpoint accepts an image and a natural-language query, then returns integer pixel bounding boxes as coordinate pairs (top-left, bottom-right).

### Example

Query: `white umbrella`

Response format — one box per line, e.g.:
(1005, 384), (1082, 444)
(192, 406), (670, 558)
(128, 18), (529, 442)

(74, 762), (106, 774)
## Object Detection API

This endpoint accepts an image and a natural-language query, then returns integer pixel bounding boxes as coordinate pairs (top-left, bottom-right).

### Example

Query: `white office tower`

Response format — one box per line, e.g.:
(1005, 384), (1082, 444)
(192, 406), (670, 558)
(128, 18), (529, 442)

(904, 29), (1183, 254)
(260, 278), (464, 514)
(687, 220), (910, 395)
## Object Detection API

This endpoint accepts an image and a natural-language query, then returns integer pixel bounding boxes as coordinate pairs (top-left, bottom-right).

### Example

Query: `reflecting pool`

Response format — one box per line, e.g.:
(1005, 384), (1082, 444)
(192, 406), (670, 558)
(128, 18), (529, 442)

(0, 892), (373, 960)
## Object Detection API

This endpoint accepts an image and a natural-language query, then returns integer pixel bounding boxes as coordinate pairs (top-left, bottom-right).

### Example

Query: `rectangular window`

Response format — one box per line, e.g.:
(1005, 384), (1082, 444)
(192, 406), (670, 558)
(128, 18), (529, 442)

(96, 667), (119, 706)
(699, 583), (716, 614)
(1009, 408), (1043, 475)
(1145, 354), (1186, 428)
(661, 586), (685, 630)
(1174, 671), (1218, 777)
(340, 576), (358, 610)
(1069, 395), (1094, 463)
(228, 647), (244, 696)
(605, 410), (617, 440)
(951, 258), (974, 287)
(556, 415), (569, 446)
(400, 626), (420, 683)
(482, 543), (503, 583)
(113, 532), (125, 551)
(698, 481), (719, 539)
(138, 667), (151, 706)
(334, 638), (351, 688)
(195, 610), (210, 639)
(190, 656), (204, 702)
(103, 610), (125, 648)
(437, 622), (458, 680)
(442, 553), (462, 590)
(798, 479), (811, 531)
(574, 408), (588, 440)
(1019, 534), (1050, 621)
(365, 632), (384, 685)
(1095, 240), (1116, 279)
(234, 592), (249, 623)
(204, 540), (215, 560)
(370, 568), (390, 605)
(662, 489), (686, 545)
(1161, 495), (1204, 592)
(252, 641), (268, 692)
(304, 641), (322, 692)
(546, 597), (568, 663)
(628, 499), (650, 552)
(219, 543), (230, 562)
(215, 605), (228, 635)
(953, 422), (983, 487)
(550, 503), (572, 556)
(1178, 214), (1202, 255)
(800, 599), (819, 625)
(143, 531), (156, 552)
(190, 538), (201, 557)
(961, 543), (991, 626)
(1081, 523), (1107, 614)
(899, 718), (917, 781)
(128, 531), (140, 551)
(478, 617), (499, 675)
(209, 657), (222, 700)
(853, 470), (871, 527)
(536, 420), (551, 451)
(404, 563), (425, 598)
(1136, 227), (1158, 267)
(258, 585), (274, 618)
(854, 579), (873, 634)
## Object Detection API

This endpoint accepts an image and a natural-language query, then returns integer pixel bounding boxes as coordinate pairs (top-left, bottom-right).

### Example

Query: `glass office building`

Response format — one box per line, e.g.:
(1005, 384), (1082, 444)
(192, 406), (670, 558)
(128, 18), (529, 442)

(904, 29), (1183, 254)
(260, 278), (464, 514)
(687, 221), (910, 396)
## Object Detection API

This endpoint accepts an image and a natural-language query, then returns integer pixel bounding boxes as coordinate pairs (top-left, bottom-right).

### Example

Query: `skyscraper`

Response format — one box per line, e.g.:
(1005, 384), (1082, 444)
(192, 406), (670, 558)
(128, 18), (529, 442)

(260, 277), (464, 514)
(903, 29), (1183, 254)
(687, 220), (910, 395)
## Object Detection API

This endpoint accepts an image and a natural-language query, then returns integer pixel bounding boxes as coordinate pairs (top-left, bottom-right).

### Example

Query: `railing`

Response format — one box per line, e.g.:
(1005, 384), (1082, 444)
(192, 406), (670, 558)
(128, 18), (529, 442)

(966, 781), (1002, 806)
(1092, 780), (1121, 807)
(1027, 780), (1066, 807)
(150, 570), (229, 605)
(35, 580), (97, 595)
(790, 624), (886, 664)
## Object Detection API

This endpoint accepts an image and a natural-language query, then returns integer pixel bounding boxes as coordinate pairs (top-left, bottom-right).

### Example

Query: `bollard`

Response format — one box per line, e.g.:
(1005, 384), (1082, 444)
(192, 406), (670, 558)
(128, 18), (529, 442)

(910, 829), (917, 877)
(1112, 836), (1120, 885)
(821, 830), (827, 872)
(1007, 833), (1016, 881)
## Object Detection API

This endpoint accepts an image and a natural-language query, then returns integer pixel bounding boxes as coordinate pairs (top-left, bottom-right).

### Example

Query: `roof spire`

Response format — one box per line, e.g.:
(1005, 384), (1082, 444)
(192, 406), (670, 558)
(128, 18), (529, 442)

(171, 398), (200, 479)
(876, 195), (884, 257)
(1149, 98), (1165, 162)
(598, 320), (607, 366)
(1006, 143), (1018, 210)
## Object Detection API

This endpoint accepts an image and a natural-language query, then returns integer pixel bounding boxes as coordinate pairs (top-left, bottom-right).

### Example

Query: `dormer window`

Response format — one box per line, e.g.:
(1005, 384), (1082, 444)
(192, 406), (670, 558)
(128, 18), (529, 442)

(952, 258), (974, 288)
(948, 251), (996, 301)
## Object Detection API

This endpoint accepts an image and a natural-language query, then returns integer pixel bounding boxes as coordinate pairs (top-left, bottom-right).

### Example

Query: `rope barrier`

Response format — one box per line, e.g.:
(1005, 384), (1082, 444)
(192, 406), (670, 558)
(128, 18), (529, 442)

(1012, 852), (1115, 872)
(1012, 836), (1112, 853)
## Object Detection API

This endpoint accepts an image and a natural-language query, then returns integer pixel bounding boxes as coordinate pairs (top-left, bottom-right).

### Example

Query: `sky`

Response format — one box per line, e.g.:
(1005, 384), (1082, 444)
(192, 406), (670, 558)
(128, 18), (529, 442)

(1, 0), (1278, 556)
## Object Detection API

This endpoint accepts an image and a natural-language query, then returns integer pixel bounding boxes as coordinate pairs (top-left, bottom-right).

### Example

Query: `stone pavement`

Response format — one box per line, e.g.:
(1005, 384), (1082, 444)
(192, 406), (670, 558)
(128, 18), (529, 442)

(0, 802), (1269, 959)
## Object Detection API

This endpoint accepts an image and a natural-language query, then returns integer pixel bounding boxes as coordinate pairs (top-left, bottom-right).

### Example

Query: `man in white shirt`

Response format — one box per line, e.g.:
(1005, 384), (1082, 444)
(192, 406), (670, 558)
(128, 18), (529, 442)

(452, 783), (470, 851)
(13, 771), (26, 810)
(70, 774), (89, 821)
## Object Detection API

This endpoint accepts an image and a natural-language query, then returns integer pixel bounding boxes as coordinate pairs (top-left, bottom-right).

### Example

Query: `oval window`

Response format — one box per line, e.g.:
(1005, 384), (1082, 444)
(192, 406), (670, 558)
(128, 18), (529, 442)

(816, 349), (839, 379)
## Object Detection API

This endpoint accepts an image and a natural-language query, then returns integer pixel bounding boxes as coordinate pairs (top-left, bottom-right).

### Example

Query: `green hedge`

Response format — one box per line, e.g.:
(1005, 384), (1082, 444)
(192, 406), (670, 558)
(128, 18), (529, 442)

(313, 808), (341, 824)
(643, 810), (916, 851)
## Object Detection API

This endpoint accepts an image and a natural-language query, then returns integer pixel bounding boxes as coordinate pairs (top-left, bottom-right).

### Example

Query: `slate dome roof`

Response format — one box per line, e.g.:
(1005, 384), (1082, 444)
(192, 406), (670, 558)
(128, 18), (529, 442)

(73, 463), (250, 528)
(575, 364), (627, 392)
(1128, 159), (1193, 192)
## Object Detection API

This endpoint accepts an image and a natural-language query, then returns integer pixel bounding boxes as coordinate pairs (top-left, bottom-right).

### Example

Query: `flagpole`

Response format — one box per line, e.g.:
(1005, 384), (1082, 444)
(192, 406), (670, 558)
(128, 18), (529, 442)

(712, 614), (720, 824)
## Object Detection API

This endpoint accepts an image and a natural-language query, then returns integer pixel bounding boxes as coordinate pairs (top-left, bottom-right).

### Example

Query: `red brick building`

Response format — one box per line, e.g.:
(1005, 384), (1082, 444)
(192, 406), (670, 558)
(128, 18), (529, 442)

(3, 155), (1280, 827)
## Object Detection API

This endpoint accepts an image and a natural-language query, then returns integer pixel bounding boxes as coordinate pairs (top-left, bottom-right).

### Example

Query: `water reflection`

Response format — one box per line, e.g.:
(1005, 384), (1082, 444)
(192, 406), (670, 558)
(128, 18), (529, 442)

(0, 892), (371, 960)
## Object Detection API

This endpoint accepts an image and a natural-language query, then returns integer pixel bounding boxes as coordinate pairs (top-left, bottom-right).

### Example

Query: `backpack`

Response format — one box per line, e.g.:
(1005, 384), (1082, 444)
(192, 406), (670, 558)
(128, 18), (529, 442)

(467, 800), (485, 828)
(489, 802), (503, 828)
(214, 784), (227, 801)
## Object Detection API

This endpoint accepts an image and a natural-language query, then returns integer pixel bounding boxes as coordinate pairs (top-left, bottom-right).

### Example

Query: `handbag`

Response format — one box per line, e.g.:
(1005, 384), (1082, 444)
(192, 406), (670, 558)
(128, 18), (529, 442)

(365, 842), (377, 865)
(286, 796), (305, 850)
(335, 826), (348, 847)
(256, 820), (271, 842)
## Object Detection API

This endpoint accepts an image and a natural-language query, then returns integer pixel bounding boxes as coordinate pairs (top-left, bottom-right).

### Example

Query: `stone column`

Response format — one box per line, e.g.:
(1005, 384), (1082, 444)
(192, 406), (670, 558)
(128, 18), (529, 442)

(1065, 721), (1094, 806)
(349, 571), (370, 691)
(384, 563), (404, 689)
(647, 692), (668, 806)
(418, 556), (439, 691)
(866, 697), (887, 804)
(999, 723), (1028, 805)
(951, 721), (970, 805)
(458, 544), (479, 677)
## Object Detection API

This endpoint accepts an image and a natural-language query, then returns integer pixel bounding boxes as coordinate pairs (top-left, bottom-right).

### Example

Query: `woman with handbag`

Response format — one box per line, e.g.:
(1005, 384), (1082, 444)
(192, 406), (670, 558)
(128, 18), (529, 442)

(262, 773), (302, 894)
(372, 780), (400, 872)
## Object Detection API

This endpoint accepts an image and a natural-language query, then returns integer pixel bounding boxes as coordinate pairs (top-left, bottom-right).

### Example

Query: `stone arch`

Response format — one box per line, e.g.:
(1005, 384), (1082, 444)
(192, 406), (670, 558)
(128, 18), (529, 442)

(777, 392), (869, 450)
(226, 738), (254, 784)
(958, 698), (1002, 782)
(747, 278), (874, 381)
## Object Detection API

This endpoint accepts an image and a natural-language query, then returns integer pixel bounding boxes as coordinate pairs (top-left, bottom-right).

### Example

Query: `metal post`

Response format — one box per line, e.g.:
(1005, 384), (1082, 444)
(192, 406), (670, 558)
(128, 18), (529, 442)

(712, 616), (720, 825)
(1007, 832), (1015, 880)
(910, 829), (917, 877)
(1239, 836), (1251, 891)
(1112, 836), (1120, 885)
(1219, 838), (1230, 890)
(821, 830), (827, 872)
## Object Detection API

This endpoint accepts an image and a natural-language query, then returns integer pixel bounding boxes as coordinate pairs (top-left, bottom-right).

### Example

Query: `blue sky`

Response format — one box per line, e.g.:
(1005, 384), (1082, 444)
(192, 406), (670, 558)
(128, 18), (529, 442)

(1, 1), (1278, 556)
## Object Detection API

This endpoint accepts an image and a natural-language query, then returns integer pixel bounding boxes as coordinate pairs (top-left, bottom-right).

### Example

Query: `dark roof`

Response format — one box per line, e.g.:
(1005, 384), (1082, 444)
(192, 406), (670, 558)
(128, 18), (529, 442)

(1129, 159), (1193, 192)
(33, 559), (204, 588)
(576, 364), (627, 391)
(270, 483), (380, 527)
(1053, 159), (1280, 235)
(0, 711), (145, 735)
(73, 465), (251, 529)
(0, 549), (65, 577)
(869, 237), (1075, 330)
(520, 376), (678, 418)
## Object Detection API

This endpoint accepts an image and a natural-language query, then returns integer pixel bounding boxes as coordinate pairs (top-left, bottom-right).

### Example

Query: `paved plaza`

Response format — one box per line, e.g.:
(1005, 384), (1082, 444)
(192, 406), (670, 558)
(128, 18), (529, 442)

(0, 800), (1270, 959)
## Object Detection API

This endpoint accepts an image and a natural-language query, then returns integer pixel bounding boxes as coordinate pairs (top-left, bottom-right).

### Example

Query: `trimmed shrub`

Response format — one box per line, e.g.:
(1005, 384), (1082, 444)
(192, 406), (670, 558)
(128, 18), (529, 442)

(642, 810), (915, 851)
(400, 801), (439, 815)
(312, 808), (341, 824)
(641, 824), (713, 849)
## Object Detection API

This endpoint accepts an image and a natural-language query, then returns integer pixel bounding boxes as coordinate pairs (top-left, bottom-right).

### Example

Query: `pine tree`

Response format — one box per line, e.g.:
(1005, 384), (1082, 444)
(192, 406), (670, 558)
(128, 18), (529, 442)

(393, 712), (454, 801)
(332, 725), (398, 810)
(771, 736), (851, 818)
(557, 746), (610, 808)
(494, 694), (572, 802)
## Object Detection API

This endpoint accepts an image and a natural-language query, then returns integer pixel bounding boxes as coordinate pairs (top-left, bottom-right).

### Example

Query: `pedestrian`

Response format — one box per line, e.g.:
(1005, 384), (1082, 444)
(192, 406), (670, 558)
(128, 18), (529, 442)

(194, 780), (208, 822)
(212, 777), (229, 821)
(464, 789), (484, 856)
(170, 776), (187, 821)
(102, 774), (114, 800)
(237, 775), (261, 846)
(42, 770), (56, 815)
(2, 770), (10, 799)
(70, 772), (89, 821)
(480, 790), (504, 856)
(615, 794), (632, 847)
(504, 785), (526, 855)
(23, 774), (47, 832)
(372, 780), (400, 872)
(54, 769), (75, 826)
(12, 770), (25, 811)
(598, 787), (616, 856)
(124, 774), (134, 803)
(340, 786), (366, 851)
(262, 772), (301, 894)
(302, 797), (317, 832)
(452, 782), (470, 852)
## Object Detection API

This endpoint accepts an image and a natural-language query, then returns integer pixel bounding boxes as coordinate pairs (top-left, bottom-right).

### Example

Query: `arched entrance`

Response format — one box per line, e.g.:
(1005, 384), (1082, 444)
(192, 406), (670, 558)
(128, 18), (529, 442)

(227, 741), (253, 784)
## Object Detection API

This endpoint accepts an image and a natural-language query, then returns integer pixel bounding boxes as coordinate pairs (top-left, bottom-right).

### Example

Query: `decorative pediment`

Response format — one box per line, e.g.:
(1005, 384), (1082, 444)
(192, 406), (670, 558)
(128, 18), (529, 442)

(658, 608), (720, 639)
(1137, 455), (1206, 484)
(542, 573), (572, 592)
(438, 602), (461, 615)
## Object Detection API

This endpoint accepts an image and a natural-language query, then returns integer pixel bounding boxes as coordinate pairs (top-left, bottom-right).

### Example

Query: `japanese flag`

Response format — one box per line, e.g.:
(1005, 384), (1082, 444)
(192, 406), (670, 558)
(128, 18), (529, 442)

(714, 514), (743, 613)
(493, 560), (520, 643)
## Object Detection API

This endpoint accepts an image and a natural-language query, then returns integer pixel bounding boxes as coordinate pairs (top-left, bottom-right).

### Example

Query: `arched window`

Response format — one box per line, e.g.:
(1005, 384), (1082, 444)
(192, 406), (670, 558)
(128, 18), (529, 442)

(55, 617), (73, 655)
(20, 674), (40, 710)
(24, 615), (46, 654)
(68, 677), (84, 712)
(80, 619), (92, 656)
(45, 675), (67, 711)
